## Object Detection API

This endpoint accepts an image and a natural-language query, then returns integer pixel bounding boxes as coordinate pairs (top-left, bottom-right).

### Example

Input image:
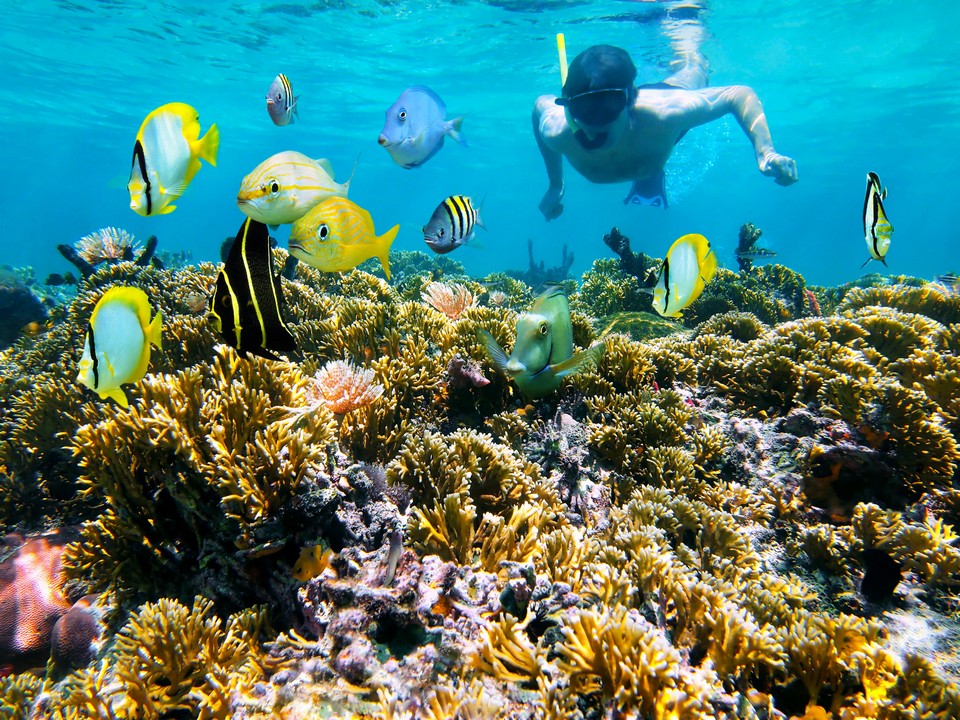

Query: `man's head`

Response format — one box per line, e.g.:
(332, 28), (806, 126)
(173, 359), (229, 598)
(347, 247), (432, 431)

(556, 45), (637, 129)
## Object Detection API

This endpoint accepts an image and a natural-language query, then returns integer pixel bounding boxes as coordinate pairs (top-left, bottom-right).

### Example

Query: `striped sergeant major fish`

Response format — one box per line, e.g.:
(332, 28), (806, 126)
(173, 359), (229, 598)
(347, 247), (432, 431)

(422, 195), (484, 254)
(127, 102), (219, 216)
(266, 73), (298, 126)
(862, 171), (893, 268)
(208, 218), (297, 361)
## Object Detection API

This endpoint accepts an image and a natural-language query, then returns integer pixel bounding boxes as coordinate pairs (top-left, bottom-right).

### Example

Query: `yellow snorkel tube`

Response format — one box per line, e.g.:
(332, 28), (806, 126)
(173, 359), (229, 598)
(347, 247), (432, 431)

(557, 32), (582, 135)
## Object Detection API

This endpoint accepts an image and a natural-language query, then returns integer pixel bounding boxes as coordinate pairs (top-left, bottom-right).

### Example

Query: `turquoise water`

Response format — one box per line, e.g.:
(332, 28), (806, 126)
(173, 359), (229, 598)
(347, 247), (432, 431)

(3, 0), (958, 286)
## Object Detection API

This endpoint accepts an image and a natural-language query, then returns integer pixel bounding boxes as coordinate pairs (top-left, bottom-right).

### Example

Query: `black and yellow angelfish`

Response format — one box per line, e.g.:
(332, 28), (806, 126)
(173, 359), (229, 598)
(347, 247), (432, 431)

(862, 171), (893, 267)
(209, 218), (296, 360)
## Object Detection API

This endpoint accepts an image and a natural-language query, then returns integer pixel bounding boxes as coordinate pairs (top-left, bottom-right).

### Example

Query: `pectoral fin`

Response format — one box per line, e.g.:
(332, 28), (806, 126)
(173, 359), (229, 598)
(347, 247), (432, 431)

(549, 342), (605, 380)
(478, 329), (510, 373)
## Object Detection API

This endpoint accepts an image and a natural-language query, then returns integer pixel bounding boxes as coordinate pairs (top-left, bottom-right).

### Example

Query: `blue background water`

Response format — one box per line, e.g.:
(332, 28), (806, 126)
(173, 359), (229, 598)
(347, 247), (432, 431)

(2, 0), (958, 288)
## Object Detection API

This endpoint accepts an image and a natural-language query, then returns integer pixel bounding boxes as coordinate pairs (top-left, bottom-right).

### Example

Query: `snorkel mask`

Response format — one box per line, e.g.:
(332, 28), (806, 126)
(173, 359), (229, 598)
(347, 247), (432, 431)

(555, 34), (630, 149)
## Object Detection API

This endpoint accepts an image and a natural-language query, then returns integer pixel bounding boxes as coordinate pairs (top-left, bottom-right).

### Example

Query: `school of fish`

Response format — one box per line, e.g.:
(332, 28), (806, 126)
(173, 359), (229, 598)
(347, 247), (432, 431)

(82, 72), (897, 408)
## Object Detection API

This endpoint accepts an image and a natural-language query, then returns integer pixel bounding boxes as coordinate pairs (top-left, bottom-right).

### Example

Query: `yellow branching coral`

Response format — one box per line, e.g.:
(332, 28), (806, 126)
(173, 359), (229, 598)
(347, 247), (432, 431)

(53, 596), (270, 720)
(556, 605), (681, 716)
(473, 612), (544, 685)
(0, 673), (44, 720)
(63, 345), (336, 608)
(422, 281), (477, 319)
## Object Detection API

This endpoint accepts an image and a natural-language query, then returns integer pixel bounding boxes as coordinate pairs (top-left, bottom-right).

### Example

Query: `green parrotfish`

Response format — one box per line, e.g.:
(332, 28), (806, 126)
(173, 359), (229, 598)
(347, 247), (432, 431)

(479, 286), (604, 398)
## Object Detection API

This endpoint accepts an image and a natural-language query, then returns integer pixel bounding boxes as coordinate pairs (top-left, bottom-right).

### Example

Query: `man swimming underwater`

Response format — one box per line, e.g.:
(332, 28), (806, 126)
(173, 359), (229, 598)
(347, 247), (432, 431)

(533, 43), (798, 218)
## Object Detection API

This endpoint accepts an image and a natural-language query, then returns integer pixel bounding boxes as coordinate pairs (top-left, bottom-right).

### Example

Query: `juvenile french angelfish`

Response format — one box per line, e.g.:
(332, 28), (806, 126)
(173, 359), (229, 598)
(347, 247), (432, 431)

(266, 73), (298, 126)
(128, 102), (219, 216)
(479, 287), (604, 399)
(862, 171), (893, 268)
(236, 150), (353, 226)
(209, 217), (297, 361)
(651, 233), (718, 318)
(378, 86), (466, 169)
(289, 196), (399, 280)
(77, 286), (163, 408)
(423, 195), (483, 254)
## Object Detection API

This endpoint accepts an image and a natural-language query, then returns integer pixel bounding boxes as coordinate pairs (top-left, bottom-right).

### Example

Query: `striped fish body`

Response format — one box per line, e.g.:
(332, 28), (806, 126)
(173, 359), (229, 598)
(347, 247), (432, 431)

(862, 171), (893, 266)
(237, 151), (350, 226)
(423, 195), (481, 254)
(128, 102), (219, 216)
(289, 196), (399, 280)
(652, 233), (718, 318)
(209, 218), (296, 360)
(266, 73), (298, 126)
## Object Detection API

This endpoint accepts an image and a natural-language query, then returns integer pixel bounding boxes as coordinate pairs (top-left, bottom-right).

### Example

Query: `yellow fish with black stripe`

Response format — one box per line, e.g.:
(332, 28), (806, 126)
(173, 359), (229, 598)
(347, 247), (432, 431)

(422, 194), (484, 254)
(128, 102), (219, 216)
(236, 150), (353, 226)
(77, 286), (163, 408)
(209, 217), (297, 360)
(651, 233), (718, 318)
(289, 196), (399, 280)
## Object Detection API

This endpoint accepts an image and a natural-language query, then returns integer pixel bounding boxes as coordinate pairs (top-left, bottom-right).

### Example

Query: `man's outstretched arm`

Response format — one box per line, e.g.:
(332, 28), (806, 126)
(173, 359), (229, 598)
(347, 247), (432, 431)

(533, 97), (566, 220)
(684, 85), (798, 186)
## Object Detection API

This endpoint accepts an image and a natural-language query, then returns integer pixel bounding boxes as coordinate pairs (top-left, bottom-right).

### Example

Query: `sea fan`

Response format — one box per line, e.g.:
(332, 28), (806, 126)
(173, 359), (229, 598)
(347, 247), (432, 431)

(75, 227), (141, 265)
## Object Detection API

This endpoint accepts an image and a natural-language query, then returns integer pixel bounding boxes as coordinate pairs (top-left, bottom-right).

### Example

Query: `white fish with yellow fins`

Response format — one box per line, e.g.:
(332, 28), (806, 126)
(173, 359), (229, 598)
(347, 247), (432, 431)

(651, 233), (718, 318)
(289, 196), (399, 280)
(77, 286), (162, 408)
(127, 102), (219, 216)
(236, 150), (353, 226)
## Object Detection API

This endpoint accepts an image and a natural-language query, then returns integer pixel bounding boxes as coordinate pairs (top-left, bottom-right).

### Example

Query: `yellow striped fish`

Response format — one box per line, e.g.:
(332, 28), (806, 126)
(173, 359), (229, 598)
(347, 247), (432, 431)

(422, 195), (483, 254)
(862, 171), (893, 268)
(236, 150), (352, 226)
(289, 196), (399, 280)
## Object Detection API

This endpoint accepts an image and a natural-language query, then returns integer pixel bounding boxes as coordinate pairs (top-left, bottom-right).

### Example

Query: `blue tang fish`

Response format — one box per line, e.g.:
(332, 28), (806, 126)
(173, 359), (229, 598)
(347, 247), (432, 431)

(378, 86), (466, 169)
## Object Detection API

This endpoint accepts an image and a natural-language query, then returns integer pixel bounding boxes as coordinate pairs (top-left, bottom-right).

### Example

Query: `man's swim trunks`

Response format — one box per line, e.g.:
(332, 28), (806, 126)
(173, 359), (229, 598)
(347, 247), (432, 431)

(624, 171), (668, 208)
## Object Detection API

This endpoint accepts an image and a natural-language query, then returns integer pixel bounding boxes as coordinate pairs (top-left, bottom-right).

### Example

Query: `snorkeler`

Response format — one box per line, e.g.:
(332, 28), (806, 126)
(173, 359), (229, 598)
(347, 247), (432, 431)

(533, 40), (798, 217)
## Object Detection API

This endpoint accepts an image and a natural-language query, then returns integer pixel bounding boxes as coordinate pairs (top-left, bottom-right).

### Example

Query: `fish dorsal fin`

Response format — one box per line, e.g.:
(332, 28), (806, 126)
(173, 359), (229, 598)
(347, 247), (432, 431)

(408, 85), (446, 113)
(315, 158), (335, 177)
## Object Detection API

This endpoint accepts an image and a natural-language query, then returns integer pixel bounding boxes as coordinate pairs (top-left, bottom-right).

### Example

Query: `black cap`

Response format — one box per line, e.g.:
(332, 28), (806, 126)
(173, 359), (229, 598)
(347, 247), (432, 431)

(560, 44), (637, 100)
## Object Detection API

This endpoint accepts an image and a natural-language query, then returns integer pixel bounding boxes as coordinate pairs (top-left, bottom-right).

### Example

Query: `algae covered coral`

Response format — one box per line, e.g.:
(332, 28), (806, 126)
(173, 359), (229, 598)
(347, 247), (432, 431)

(0, 249), (958, 720)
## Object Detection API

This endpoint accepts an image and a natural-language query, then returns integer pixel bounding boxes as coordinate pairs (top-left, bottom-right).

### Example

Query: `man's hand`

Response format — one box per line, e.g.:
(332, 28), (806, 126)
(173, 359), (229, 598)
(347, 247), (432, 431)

(761, 152), (798, 186)
(539, 184), (564, 221)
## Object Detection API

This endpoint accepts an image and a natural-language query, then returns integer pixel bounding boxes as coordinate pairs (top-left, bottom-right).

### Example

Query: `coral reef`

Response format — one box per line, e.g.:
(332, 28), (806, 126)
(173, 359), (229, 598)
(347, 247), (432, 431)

(0, 267), (47, 350)
(0, 247), (958, 719)
(505, 238), (574, 289)
(734, 221), (777, 272)
(602, 225), (650, 280)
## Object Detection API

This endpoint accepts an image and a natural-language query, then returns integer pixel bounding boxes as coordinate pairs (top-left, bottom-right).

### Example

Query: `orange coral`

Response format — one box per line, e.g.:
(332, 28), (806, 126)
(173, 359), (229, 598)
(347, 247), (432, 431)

(308, 360), (385, 415)
(422, 282), (476, 319)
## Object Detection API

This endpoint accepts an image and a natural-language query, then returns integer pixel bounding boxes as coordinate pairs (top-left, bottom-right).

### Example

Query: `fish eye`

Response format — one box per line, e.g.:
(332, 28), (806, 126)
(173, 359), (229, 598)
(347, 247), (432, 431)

(317, 224), (329, 241)
(398, 109), (407, 121)
(268, 179), (280, 195)
(539, 323), (548, 335)
(276, 93), (282, 100)
(437, 228), (444, 237)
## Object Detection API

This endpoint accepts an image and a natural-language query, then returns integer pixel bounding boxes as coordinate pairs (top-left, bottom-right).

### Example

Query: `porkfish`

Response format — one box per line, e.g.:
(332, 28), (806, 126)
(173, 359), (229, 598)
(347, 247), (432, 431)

(128, 102), (219, 216)
(236, 150), (352, 226)
(289, 196), (399, 280)
(77, 286), (163, 408)
(209, 217), (297, 360)
(479, 287), (604, 398)
(651, 233), (718, 318)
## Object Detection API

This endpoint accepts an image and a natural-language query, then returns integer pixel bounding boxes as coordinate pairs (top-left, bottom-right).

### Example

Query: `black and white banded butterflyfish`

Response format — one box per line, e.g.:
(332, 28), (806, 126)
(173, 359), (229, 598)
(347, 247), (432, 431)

(422, 194), (483, 254)
(861, 171), (893, 268)
(208, 218), (297, 360)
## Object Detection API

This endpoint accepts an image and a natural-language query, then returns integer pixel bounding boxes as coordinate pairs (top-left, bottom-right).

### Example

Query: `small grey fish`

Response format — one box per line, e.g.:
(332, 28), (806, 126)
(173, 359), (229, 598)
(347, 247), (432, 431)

(378, 86), (466, 169)
(734, 247), (777, 259)
(423, 195), (483, 254)
(265, 73), (298, 126)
